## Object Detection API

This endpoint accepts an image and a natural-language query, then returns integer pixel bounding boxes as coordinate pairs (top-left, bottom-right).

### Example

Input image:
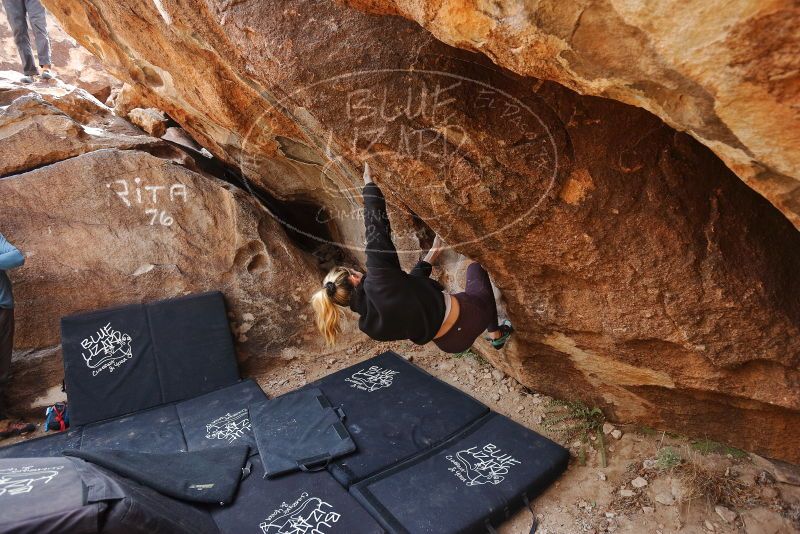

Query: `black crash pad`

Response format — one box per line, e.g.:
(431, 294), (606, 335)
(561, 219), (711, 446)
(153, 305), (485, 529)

(0, 456), (98, 532)
(0, 456), (219, 534)
(0, 427), (83, 459)
(308, 351), (488, 487)
(0, 380), (266, 460)
(211, 456), (384, 534)
(79, 404), (187, 454)
(176, 379), (266, 453)
(251, 388), (355, 478)
(61, 292), (239, 426)
(350, 412), (570, 534)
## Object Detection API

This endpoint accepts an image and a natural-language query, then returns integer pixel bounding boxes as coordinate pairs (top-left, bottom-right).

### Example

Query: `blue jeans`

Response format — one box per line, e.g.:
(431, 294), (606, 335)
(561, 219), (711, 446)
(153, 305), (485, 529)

(3, 0), (51, 75)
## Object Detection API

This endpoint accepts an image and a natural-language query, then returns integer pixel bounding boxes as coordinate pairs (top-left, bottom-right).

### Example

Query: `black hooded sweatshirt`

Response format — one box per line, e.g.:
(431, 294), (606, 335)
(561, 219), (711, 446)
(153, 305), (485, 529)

(348, 182), (446, 345)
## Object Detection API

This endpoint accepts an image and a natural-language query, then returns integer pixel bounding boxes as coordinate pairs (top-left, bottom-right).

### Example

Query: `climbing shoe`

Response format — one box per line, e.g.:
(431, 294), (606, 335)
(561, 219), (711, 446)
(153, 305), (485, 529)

(486, 321), (513, 349)
(0, 420), (36, 440)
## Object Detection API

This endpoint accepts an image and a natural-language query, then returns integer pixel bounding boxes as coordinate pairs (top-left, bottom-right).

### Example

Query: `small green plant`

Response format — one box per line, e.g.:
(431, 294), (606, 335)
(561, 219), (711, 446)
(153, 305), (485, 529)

(542, 399), (607, 467)
(655, 446), (682, 471)
(690, 439), (747, 459)
(451, 348), (487, 365)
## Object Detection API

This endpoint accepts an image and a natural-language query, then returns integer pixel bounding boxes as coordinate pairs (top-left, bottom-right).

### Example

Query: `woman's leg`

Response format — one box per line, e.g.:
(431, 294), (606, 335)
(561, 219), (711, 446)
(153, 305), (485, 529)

(463, 262), (500, 334)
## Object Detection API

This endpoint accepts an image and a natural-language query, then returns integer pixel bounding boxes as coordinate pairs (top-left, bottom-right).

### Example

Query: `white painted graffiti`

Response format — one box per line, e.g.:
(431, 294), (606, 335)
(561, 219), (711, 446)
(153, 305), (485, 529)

(107, 178), (188, 226)
(0, 465), (63, 496)
(259, 492), (341, 534)
(205, 409), (251, 444)
(81, 322), (134, 377)
(445, 443), (521, 486)
(345, 365), (398, 392)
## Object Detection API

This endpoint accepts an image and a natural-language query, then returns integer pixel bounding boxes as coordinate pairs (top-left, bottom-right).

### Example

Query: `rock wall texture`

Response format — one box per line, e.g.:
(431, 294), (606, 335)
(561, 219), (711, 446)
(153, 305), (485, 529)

(0, 91), (159, 176)
(344, 0), (800, 230)
(0, 76), (319, 413)
(36, 0), (800, 462)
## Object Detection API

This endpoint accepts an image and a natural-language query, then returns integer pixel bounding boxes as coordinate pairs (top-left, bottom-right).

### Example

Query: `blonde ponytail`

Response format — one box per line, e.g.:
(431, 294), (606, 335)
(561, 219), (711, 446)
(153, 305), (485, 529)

(311, 267), (354, 347)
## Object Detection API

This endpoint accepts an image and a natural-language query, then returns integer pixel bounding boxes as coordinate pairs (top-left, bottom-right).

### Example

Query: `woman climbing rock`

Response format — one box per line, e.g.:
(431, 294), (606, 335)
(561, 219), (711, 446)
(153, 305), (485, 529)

(311, 163), (512, 352)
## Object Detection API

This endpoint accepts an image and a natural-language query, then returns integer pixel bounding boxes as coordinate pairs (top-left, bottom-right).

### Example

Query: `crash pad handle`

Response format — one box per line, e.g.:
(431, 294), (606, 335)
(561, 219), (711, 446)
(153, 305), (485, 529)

(523, 493), (538, 534)
(298, 454), (332, 472)
(241, 461), (252, 480)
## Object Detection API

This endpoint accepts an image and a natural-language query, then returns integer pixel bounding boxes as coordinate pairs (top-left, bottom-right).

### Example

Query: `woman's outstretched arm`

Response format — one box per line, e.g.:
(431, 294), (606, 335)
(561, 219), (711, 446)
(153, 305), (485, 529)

(409, 235), (443, 278)
(362, 163), (401, 270)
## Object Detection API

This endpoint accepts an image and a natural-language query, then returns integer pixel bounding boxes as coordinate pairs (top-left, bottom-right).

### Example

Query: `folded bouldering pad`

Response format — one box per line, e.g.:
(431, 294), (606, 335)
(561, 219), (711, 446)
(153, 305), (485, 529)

(0, 427), (83, 459)
(251, 388), (355, 477)
(79, 404), (187, 454)
(64, 446), (250, 505)
(61, 291), (239, 426)
(308, 351), (489, 487)
(350, 412), (570, 534)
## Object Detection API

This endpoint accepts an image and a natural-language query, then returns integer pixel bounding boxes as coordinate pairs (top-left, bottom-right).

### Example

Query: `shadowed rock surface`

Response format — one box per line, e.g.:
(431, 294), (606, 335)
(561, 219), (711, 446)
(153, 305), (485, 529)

(34, 0), (800, 462)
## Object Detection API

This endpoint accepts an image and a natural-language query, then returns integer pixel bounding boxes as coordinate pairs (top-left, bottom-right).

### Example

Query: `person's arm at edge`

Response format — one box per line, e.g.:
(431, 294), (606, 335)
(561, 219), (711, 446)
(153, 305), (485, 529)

(0, 234), (24, 270)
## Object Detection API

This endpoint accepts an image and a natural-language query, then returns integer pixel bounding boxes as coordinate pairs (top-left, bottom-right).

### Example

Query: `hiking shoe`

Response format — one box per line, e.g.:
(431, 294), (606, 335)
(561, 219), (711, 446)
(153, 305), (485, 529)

(20, 75), (34, 84)
(0, 420), (36, 439)
(40, 69), (55, 80)
(486, 321), (513, 349)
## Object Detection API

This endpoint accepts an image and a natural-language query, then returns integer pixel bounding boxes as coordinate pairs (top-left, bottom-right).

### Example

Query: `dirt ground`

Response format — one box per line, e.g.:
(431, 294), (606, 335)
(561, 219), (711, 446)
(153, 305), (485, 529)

(250, 332), (800, 534)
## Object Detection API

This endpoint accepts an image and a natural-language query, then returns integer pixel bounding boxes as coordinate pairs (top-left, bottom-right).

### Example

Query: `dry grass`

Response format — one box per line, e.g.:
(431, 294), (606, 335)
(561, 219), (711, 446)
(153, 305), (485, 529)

(610, 447), (764, 519)
(674, 458), (761, 509)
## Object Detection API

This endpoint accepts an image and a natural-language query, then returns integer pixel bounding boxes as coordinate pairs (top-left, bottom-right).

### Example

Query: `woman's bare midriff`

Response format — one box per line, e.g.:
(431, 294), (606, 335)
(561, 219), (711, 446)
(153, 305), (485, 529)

(434, 294), (459, 339)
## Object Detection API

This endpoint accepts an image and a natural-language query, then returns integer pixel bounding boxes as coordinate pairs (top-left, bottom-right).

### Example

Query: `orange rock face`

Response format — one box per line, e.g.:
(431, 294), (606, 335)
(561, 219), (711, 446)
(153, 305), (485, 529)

(30, 0), (800, 462)
(343, 0), (800, 230)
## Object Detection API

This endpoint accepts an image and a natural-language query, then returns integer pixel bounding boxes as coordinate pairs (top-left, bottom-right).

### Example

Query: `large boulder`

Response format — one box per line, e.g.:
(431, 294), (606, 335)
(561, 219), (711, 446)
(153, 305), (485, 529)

(0, 91), (161, 176)
(38, 0), (800, 462)
(340, 0), (800, 230)
(0, 149), (319, 412)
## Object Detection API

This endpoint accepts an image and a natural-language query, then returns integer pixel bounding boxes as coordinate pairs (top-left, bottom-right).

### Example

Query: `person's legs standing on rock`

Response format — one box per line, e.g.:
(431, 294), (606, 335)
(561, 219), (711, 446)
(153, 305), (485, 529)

(25, 0), (53, 79)
(2, 0), (53, 83)
(3, 0), (37, 82)
(0, 232), (34, 439)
